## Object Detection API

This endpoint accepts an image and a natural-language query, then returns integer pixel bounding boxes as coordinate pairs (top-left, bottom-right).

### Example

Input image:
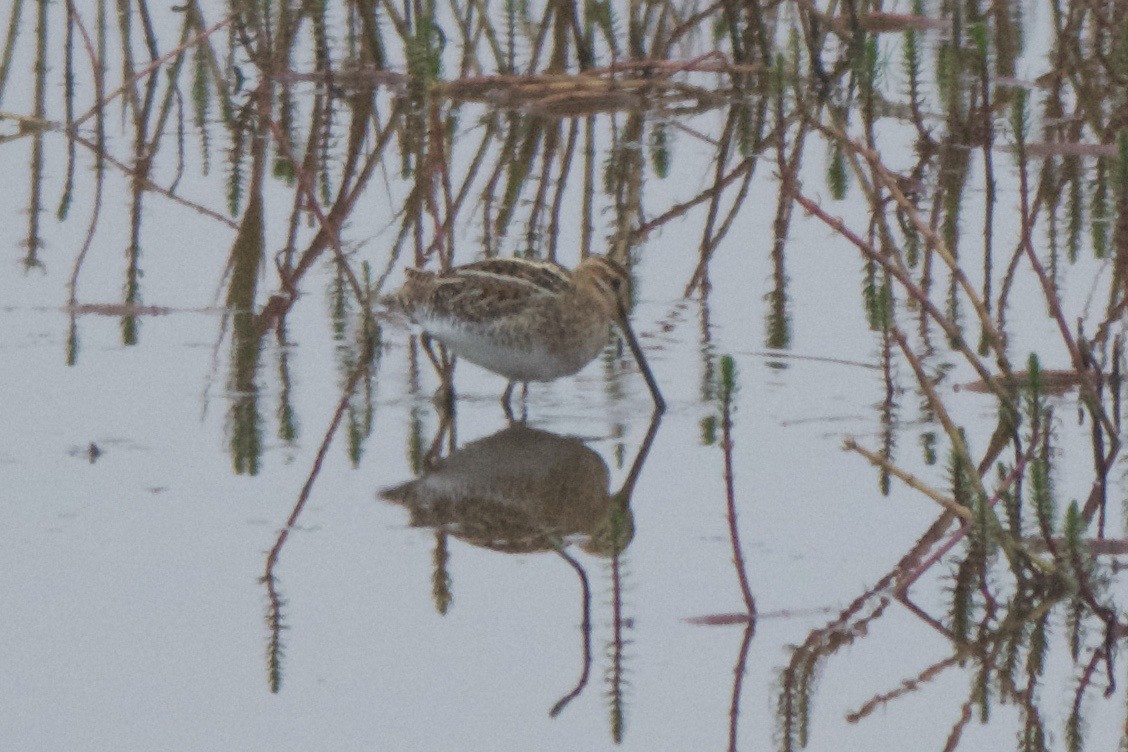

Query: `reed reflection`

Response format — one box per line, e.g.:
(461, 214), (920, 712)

(4, 0), (1128, 747)
(225, 93), (268, 476)
(792, 355), (1128, 752)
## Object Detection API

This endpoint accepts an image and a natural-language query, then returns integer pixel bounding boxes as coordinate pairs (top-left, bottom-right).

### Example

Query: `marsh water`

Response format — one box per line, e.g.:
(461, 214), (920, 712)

(3, 0), (1128, 750)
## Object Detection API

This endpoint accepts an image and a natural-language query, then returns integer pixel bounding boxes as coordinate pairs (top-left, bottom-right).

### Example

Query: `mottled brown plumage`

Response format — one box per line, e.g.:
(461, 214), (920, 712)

(382, 255), (664, 411)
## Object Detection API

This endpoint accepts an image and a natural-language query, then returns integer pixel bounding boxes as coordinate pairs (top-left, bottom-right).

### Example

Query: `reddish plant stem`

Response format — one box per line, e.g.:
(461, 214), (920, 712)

(263, 350), (373, 579)
(73, 16), (232, 128)
(721, 389), (755, 616)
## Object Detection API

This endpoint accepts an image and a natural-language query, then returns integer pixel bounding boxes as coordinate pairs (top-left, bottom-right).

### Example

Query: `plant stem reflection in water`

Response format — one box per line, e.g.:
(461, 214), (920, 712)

(4, 0), (1128, 747)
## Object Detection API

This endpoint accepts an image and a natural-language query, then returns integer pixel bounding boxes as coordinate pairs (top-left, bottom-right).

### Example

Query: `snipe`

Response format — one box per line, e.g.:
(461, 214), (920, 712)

(382, 255), (665, 413)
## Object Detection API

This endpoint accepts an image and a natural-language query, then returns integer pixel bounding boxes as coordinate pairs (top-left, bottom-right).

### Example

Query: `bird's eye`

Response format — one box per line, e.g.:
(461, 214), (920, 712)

(610, 278), (622, 290)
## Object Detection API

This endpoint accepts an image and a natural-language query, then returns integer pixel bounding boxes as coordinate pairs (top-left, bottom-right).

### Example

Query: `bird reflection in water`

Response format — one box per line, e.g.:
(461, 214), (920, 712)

(380, 413), (661, 724)
(383, 423), (653, 555)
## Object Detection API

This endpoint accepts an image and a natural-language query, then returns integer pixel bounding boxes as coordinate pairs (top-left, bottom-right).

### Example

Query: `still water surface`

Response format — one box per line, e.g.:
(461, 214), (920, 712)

(2, 1), (1128, 750)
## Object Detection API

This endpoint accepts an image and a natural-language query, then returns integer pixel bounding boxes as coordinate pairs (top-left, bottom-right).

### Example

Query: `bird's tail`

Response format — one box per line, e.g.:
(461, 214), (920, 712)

(376, 268), (432, 326)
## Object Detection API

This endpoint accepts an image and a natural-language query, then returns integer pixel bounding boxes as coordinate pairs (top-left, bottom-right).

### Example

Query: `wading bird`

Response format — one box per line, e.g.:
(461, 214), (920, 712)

(382, 255), (665, 415)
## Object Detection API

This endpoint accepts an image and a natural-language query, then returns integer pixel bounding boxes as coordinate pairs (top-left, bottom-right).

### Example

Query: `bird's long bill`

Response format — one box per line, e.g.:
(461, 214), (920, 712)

(615, 312), (666, 412)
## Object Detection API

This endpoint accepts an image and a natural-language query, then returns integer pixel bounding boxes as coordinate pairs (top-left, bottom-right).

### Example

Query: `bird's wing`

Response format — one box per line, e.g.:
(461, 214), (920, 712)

(451, 258), (573, 295)
(423, 261), (569, 322)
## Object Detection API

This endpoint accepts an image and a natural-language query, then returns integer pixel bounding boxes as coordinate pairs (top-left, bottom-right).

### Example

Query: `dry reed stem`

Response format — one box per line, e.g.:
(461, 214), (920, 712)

(263, 343), (376, 579)
(941, 699), (975, 752)
(64, 0), (101, 87)
(435, 73), (722, 117)
(721, 386), (755, 616)
(845, 654), (962, 722)
(65, 131), (238, 227)
(72, 16), (232, 129)
(1013, 140), (1118, 442)
(727, 622), (755, 752)
(889, 326), (978, 483)
(896, 584), (1057, 714)
(266, 67), (409, 89)
(260, 102), (404, 327)
(637, 157), (753, 243)
(842, 438), (970, 519)
(66, 137), (103, 307)
(816, 120), (1010, 364)
(787, 184), (1009, 408)
(427, 113), (498, 259)
(891, 324), (1053, 575)
(894, 439), (1040, 594)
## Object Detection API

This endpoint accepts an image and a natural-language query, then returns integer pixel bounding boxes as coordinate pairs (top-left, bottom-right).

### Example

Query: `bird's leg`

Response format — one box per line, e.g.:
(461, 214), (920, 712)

(420, 332), (442, 373)
(422, 332), (456, 409)
(502, 381), (517, 422)
(520, 382), (529, 423)
(424, 396), (455, 469)
(433, 382), (456, 413)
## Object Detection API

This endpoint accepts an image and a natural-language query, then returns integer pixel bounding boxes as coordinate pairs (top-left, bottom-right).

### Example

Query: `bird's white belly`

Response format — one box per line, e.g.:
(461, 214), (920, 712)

(419, 316), (595, 382)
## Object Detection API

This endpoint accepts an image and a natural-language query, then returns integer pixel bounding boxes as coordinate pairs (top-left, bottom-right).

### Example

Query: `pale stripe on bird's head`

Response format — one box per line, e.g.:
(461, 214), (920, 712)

(578, 255), (664, 411)
(575, 255), (633, 318)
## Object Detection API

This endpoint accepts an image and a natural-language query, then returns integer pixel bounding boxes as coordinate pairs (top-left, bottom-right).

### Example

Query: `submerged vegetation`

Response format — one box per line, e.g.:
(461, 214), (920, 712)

(4, 0), (1128, 748)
